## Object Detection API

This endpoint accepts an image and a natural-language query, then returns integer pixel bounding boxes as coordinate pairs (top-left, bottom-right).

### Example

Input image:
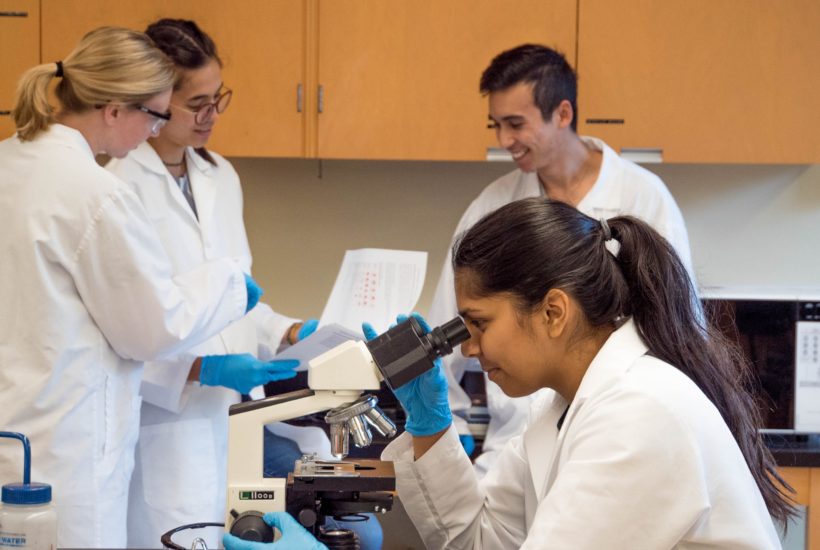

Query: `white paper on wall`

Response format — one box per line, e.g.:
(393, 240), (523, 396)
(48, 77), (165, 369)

(794, 321), (820, 432)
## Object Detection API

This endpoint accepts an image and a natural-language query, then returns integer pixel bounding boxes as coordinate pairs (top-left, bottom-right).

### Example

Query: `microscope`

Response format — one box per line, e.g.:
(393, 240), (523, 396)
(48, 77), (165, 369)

(224, 316), (470, 546)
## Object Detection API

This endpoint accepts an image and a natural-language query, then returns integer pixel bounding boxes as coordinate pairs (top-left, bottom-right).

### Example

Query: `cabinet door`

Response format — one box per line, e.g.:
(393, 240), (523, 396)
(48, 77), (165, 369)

(41, 0), (305, 157)
(0, 1), (39, 139)
(577, 0), (820, 163)
(316, 0), (577, 161)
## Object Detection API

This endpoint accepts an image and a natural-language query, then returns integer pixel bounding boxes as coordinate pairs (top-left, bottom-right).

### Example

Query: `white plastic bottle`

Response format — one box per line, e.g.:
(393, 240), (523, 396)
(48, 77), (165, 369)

(0, 432), (57, 550)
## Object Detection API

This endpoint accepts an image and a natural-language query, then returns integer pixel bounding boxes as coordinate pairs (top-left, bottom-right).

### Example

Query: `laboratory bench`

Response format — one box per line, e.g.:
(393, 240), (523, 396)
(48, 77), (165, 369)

(769, 434), (820, 469)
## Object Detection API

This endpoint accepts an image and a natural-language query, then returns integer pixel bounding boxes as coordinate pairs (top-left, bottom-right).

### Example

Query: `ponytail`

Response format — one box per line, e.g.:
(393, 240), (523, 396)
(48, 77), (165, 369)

(609, 215), (795, 527)
(12, 63), (61, 141)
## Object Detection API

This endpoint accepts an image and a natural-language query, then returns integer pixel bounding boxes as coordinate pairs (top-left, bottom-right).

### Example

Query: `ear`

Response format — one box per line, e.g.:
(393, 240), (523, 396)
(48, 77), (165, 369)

(553, 99), (574, 130)
(540, 288), (570, 338)
(100, 103), (122, 127)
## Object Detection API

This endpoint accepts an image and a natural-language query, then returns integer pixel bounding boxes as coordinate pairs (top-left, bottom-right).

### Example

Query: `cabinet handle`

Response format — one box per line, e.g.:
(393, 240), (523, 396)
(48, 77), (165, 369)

(0, 111), (11, 116)
(296, 83), (303, 113)
(0, 11), (28, 17)
(317, 85), (324, 114)
(585, 118), (625, 125)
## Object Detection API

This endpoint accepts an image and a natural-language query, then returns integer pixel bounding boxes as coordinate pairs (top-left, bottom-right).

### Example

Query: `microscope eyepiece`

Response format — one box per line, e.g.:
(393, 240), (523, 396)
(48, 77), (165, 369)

(425, 317), (471, 358)
(366, 316), (470, 390)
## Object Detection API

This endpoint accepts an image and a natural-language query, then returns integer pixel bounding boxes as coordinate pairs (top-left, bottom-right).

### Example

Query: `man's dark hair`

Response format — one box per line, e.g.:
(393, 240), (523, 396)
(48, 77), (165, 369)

(480, 44), (578, 131)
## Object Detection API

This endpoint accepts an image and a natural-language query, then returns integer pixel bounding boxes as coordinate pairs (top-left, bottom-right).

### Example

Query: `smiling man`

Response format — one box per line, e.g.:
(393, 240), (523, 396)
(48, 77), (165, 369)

(426, 43), (695, 477)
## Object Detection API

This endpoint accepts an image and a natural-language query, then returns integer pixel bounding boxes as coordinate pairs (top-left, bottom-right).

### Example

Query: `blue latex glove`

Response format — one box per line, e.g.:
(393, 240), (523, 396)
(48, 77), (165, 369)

(459, 433), (476, 456)
(362, 313), (453, 436)
(199, 353), (298, 394)
(297, 318), (319, 341)
(223, 511), (328, 550)
(244, 273), (263, 313)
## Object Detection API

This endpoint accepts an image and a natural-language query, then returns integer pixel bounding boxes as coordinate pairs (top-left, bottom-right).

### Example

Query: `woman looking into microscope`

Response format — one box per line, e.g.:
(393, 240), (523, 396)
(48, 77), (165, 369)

(227, 198), (792, 549)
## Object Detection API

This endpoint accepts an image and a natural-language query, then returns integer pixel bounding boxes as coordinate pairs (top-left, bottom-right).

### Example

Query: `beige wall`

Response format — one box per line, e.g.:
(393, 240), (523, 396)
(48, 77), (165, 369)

(234, 157), (820, 321)
(651, 163), (820, 292)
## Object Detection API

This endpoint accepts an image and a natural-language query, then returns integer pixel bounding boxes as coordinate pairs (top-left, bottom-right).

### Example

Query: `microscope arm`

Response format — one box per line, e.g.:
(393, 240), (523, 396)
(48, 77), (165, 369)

(226, 339), (383, 526)
(226, 388), (363, 488)
(223, 318), (470, 541)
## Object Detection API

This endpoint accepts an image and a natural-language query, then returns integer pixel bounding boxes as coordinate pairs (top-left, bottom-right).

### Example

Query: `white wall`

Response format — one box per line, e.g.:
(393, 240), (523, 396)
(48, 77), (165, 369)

(652, 164), (820, 290)
(234, 157), (820, 320)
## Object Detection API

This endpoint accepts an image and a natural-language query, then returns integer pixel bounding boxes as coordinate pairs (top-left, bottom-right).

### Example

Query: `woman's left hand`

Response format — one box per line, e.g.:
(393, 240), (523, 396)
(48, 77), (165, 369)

(363, 313), (453, 436)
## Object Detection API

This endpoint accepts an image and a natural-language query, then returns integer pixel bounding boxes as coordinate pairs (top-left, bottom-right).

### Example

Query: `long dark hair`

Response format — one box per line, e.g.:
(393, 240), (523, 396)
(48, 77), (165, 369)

(452, 197), (794, 527)
(145, 18), (220, 165)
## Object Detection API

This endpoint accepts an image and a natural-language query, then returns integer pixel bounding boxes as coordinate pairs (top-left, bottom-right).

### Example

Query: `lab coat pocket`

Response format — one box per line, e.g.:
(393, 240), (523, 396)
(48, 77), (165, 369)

(138, 419), (218, 516)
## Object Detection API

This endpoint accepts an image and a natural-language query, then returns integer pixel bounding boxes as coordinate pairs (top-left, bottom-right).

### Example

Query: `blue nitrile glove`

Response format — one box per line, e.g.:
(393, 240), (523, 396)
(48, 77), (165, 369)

(297, 318), (319, 341)
(199, 353), (298, 394)
(362, 313), (453, 436)
(459, 433), (476, 456)
(223, 511), (328, 550)
(244, 273), (263, 313)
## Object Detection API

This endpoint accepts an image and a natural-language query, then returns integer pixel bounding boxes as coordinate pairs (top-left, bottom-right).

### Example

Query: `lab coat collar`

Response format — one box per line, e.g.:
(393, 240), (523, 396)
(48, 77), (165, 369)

(185, 149), (219, 227)
(524, 318), (648, 496)
(127, 141), (170, 177)
(185, 147), (216, 176)
(576, 135), (614, 210)
(41, 124), (96, 160)
(560, 318), (649, 438)
(523, 390), (568, 498)
(573, 318), (648, 403)
(127, 142), (216, 178)
(128, 142), (221, 223)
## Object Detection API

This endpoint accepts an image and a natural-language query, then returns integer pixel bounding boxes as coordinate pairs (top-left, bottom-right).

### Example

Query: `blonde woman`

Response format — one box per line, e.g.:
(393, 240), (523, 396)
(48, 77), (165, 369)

(0, 27), (274, 547)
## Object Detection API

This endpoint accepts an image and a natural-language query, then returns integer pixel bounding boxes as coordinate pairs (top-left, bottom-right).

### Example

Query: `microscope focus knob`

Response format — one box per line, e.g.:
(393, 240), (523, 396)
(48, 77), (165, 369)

(297, 507), (318, 528)
(230, 510), (274, 542)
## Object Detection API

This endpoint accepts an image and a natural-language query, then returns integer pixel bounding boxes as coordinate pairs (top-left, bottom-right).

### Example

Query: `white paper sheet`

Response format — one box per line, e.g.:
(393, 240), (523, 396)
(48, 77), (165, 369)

(273, 323), (363, 371)
(319, 248), (427, 334)
(269, 248), (427, 371)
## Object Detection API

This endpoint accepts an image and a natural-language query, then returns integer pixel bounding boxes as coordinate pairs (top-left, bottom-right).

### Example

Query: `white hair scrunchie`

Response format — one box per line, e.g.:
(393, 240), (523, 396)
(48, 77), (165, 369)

(600, 218), (621, 258)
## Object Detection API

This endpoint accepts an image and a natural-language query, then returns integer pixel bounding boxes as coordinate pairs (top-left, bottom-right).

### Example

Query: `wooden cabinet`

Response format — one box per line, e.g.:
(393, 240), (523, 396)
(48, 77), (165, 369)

(779, 467), (820, 549)
(0, 1), (39, 139)
(576, 0), (820, 163)
(315, 0), (576, 160)
(22, 1), (819, 162)
(38, 0), (576, 160)
(40, 0), (306, 158)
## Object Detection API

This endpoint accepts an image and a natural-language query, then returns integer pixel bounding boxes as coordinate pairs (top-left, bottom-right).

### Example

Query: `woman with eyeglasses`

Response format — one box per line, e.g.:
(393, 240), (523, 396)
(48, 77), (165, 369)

(106, 19), (346, 548)
(0, 27), (267, 547)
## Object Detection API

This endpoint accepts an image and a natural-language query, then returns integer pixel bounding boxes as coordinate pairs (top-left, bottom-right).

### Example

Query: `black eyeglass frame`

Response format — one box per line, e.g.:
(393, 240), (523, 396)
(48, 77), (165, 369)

(135, 104), (172, 122)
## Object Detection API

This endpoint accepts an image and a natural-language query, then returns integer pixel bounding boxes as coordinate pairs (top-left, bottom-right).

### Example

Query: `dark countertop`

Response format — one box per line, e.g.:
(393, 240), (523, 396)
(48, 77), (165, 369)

(765, 433), (820, 468)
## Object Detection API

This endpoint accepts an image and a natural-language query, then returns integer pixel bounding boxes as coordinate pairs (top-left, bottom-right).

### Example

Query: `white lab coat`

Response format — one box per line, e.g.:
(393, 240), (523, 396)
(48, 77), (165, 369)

(427, 136), (694, 476)
(107, 143), (330, 548)
(383, 319), (781, 549)
(0, 125), (247, 547)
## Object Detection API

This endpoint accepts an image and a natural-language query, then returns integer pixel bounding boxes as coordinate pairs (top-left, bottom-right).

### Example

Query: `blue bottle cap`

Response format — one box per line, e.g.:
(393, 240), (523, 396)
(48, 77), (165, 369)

(2, 482), (52, 505)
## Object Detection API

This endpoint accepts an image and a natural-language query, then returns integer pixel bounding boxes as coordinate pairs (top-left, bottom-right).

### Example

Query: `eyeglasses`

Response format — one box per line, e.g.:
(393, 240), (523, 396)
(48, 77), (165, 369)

(135, 104), (172, 134)
(173, 88), (232, 125)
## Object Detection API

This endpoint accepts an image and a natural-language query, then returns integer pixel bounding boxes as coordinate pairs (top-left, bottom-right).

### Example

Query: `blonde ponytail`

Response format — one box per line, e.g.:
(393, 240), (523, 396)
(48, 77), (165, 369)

(12, 64), (60, 141)
(12, 26), (175, 141)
